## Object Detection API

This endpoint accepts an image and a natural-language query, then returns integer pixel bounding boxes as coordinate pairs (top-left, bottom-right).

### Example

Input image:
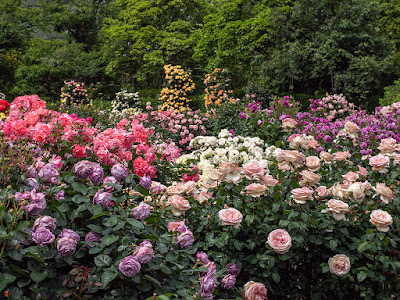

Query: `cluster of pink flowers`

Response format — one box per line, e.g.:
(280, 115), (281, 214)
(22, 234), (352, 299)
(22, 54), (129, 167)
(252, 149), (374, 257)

(309, 93), (356, 121)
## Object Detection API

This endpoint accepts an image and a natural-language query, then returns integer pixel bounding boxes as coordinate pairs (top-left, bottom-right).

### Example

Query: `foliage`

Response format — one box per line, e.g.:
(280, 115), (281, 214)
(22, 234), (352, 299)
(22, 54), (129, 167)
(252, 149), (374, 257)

(379, 78), (400, 106)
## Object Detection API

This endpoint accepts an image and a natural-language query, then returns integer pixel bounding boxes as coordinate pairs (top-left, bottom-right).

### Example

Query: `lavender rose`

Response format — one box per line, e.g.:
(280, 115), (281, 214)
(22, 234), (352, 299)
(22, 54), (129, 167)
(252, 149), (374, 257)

(89, 163), (104, 185)
(103, 176), (117, 192)
(85, 231), (102, 248)
(58, 229), (80, 242)
(225, 262), (240, 276)
(221, 274), (236, 290)
(131, 202), (151, 222)
(38, 163), (59, 184)
(32, 227), (55, 246)
(177, 230), (194, 249)
(74, 160), (94, 179)
(111, 163), (128, 181)
(32, 216), (56, 232)
(55, 190), (65, 200)
(196, 252), (210, 264)
(118, 256), (141, 277)
(93, 189), (112, 208)
(27, 178), (40, 191)
(200, 272), (217, 300)
(132, 241), (154, 264)
(140, 175), (152, 189)
(57, 237), (77, 256)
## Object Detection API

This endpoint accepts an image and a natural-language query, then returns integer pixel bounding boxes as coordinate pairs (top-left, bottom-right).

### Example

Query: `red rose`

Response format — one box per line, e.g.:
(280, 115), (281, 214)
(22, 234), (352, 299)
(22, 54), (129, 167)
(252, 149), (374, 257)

(0, 99), (10, 112)
(133, 157), (149, 177)
(73, 145), (87, 158)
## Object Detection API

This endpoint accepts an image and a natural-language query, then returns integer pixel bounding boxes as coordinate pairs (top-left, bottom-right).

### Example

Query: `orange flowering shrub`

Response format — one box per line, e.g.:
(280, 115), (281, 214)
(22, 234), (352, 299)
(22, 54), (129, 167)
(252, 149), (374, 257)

(203, 68), (234, 109)
(159, 65), (195, 112)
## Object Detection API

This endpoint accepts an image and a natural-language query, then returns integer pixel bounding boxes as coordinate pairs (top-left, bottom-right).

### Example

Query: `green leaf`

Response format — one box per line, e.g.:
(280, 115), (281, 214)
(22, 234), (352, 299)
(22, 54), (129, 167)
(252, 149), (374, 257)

(95, 254), (112, 268)
(143, 274), (161, 287)
(103, 216), (118, 227)
(329, 239), (338, 250)
(101, 269), (118, 286)
(101, 235), (119, 246)
(90, 212), (110, 220)
(71, 182), (89, 195)
(127, 218), (144, 230)
(72, 194), (87, 204)
(358, 241), (370, 253)
(233, 240), (243, 250)
(30, 270), (48, 283)
(0, 273), (16, 291)
(24, 252), (45, 263)
(357, 271), (367, 282)
(272, 272), (280, 283)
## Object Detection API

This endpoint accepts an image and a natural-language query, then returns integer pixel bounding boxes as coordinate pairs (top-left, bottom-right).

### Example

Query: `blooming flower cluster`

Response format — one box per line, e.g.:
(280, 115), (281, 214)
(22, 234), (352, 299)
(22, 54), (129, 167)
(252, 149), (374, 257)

(203, 68), (234, 109)
(60, 80), (90, 106)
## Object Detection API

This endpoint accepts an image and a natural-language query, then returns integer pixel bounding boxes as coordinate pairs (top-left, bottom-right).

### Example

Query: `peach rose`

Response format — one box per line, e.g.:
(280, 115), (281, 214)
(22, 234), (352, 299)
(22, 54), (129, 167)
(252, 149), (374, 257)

(218, 207), (243, 229)
(193, 191), (214, 204)
(258, 175), (279, 186)
(342, 171), (359, 182)
(369, 155), (390, 173)
(333, 151), (351, 161)
(308, 139), (320, 149)
(373, 183), (394, 204)
(320, 151), (333, 163)
(328, 254), (351, 276)
(166, 183), (186, 195)
(244, 281), (268, 300)
(207, 168), (223, 184)
(245, 183), (267, 197)
(243, 161), (265, 180)
(291, 187), (313, 204)
(184, 181), (196, 194)
(327, 199), (349, 220)
(168, 195), (191, 217)
(218, 162), (240, 175)
(344, 121), (359, 138)
(330, 184), (347, 199)
(357, 166), (368, 177)
(305, 156), (321, 171)
(281, 118), (298, 130)
(378, 138), (396, 154)
(289, 135), (309, 150)
(267, 229), (292, 254)
(315, 186), (329, 197)
(370, 209), (393, 232)
(300, 170), (321, 186)
(347, 182), (366, 202)
(277, 150), (306, 167)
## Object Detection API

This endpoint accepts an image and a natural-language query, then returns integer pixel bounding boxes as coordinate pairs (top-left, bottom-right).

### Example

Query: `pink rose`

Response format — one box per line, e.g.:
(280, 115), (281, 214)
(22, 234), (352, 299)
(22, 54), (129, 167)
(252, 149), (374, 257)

(243, 161), (265, 180)
(333, 151), (351, 162)
(193, 191), (214, 204)
(370, 209), (393, 232)
(300, 170), (321, 186)
(346, 182), (366, 202)
(357, 166), (368, 177)
(373, 183), (394, 204)
(378, 138), (396, 154)
(258, 175), (279, 186)
(168, 195), (191, 217)
(245, 183), (267, 197)
(308, 139), (320, 149)
(320, 151), (333, 163)
(166, 183), (186, 195)
(315, 186), (329, 197)
(305, 156), (321, 172)
(281, 118), (298, 130)
(344, 121), (359, 138)
(342, 171), (359, 182)
(327, 199), (349, 221)
(369, 155), (390, 173)
(277, 150), (306, 167)
(328, 254), (351, 276)
(218, 207), (243, 229)
(267, 229), (292, 254)
(244, 281), (268, 300)
(291, 187), (313, 204)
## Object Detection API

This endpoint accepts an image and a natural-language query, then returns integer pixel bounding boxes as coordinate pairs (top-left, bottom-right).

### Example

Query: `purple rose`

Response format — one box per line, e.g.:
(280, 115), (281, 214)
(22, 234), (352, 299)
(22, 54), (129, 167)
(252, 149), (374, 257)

(132, 241), (154, 264)
(85, 231), (102, 248)
(196, 252), (210, 264)
(38, 163), (59, 184)
(221, 274), (236, 290)
(74, 160), (94, 179)
(57, 237), (78, 256)
(140, 175), (152, 189)
(111, 163), (128, 181)
(27, 178), (40, 191)
(55, 190), (65, 200)
(177, 230), (194, 249)
(225, 262), (240, 276)
(131, 202), (151, 222)
(118, 256), (141, 277)
(32, 216), (56, 232)
(24, 190), (46, 216)
(93, 189), (112, 208)
(32, 227), (55, 246)
(103, 176), (117, 192)
(58, 229), (80, 242)
(27, 166), (37, 178)
(89, 163), (104, 185)
(200, 272), (217, 300)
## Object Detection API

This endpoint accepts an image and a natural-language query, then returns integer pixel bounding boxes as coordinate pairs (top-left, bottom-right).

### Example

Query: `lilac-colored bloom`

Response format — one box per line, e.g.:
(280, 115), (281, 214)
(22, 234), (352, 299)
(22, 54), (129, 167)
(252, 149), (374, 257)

(85, 231), (102, 248)
(103, 176), (117, 192)
(221, 274), (236, 290)
(225, 262), (240, 276)
(196, 252), (210, 264)
(27, 166), (37, 178)
(132, 241), (154, 264)
(89, 163), (104, 185)
(200, 272), (217, 300)
(177, 230), (194, 249)
(27, 178), (40, 191)
(93, 189), (112, 208)
(55, 190), (65, 200)
(140, 175), (152, 189)
(24, 190), (46, 216)
(38, 163), (59, 184)
(58, 229), (80, 243)
(32, 216), (56, 232)
(131, 202), (151, 222)
(111, 163), (128, 181)
(118, 256), (141, 277)
(74, 160), (94, 179)
(32, 227), (55, 246)
(57, 237), (77, 256)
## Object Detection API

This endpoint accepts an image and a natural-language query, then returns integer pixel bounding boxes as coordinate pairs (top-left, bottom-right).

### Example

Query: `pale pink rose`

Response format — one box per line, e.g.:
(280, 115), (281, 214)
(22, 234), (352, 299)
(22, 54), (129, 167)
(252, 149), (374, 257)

(281, 118), (298, 130)
(289, 136), (309, 150)
(330, 184), (346, 199)
(243, 161), (265, 180)
(373, 183), (394, 204)
(327, 199), (349, 220)
(291, 187), (313, 204)
(370, 209), (393, 232)
(300, 170), (321, 186)
(392, 153), (400, 165)
(315, 186), (329, 197)
(308, 139), (320, 149)
(168, 195), (191, 217)
(328, 254), (351, 276)
(305, 156), (321, 172)
(167, 221), (187, 232)
(218, 162), (240, 175)
(378, 138), (396, 153)
(245, 183), (268, 197)
(369, 155), (390, 173)
(207, 168), (224, 183)
(267, 229), (292, 254)
(184, 181), (196, 194)
(344, 121), (359, 138)
(320, 151), (333, 163)
(277, 150), (306, 167)
(166, 183), (186, 195)
(277, 162), (293, 172)
(347, 182), (366, 202)
(218, 207), (243, 229)
(357, 166), (368, 177)
(333, 151), (351, 161)
(244, 281), (268, 300)
(258, 175), (279, 186)
(342, 171), (359, 182)
(193, 191), (214, 204)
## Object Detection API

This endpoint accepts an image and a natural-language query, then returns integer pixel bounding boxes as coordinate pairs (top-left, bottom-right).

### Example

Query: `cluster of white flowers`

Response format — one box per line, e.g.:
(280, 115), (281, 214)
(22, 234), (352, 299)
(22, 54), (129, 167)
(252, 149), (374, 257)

(0, 92), (6, 100)
(110, 90), (143, 121)
(177, 129), (281, 181)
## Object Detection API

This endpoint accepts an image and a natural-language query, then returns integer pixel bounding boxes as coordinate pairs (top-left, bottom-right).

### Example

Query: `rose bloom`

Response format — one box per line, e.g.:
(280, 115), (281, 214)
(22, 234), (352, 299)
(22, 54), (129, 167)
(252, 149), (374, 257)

(166, 182), (186, 195)
(243, 161), (265, 180)
(347, 182), (366, 202)
(308, 139), (320, 149)
(320, 151), (333, 163)
(344, 121), (359, 138)
(328, 254), (351, 276)
(369, 155), (390, 173)
(289, 136), (310, 150)
(281, 118), (298, 130)
(193, 191), (214, 204)
(207, 168), (224, 184)
(327, 199), (349, 221)
(305, 156), (321, 171)
(300, 170), (321, 186)
(370, 209), (393, 232)
(258, 175), (279, 186)
(357, 166), (369, 177)
(277, 150), (306, 167)
(167, 221), (187, 233)
(32, 227), (55, 246)
(291, 187), (313, 204)
(244, 281), (268, 300)
(342, 171), (359, 182)
(267, 229), (292, 254)
(333, 151), (351, 162)
(373, 183), (394, 204)
(168, 195), (191, 217)
(378, 138), (396, 153)
(118, 255), (141, 277)
(245, 183), (267, 197)
(218, 207), (243, 229)
(315, 186), (329, 198)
